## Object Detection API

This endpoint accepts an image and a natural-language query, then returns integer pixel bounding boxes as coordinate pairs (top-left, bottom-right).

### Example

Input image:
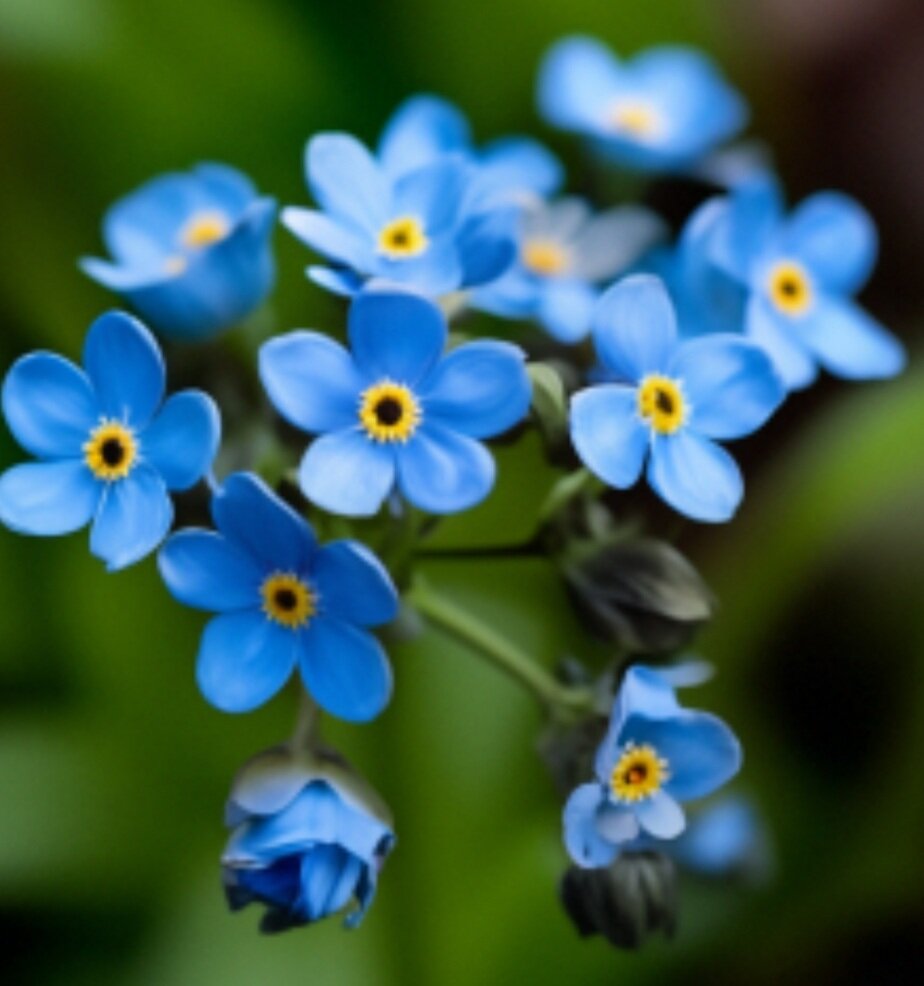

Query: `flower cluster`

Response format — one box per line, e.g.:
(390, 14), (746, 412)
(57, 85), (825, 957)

(0, 32), (905, 949)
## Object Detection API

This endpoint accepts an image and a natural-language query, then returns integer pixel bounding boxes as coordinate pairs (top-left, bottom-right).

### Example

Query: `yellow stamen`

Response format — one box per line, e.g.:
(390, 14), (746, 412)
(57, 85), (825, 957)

(377, 216), (428, 259)
(359, 381), (421, 444)
(768, 260), (813, 317)
(261, 572), (315, 629)
(522, 238), (570, 277)
(610, 742), (669, 803)
(180, 210), (230, 250)
(83, 420), (137, 482)
(637, 375), (687, 435)
(608, 101), (661, 139)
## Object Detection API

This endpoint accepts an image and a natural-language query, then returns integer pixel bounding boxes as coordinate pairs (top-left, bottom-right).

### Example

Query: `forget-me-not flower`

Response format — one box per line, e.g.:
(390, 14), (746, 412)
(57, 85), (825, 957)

(81, 164), (276, 341)
(158, 472), (399, 720)
(710, 180), (906, 390)
(259, 286), (531, 517)
(0, 311), (220, 570)
(570, 275), (784, 522)
(538, 36), (747, 172)
(563, 664), (741, 868)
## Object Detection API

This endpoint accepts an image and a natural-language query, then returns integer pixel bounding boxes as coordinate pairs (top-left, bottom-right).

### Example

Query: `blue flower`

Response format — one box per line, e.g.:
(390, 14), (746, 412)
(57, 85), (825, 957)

(282, 133), (516, 298)
(158, 472), (398, 719)
(538, 36), (747, 172)
(0, 311), (220, 570)
(81, 163), (276, 342)
(259, 286), (531, 517)
(223, 745), (394, 932)
(563, 664), (741, 868)
(471, 197), (665, 343)
(570, 275), (784, 522)
(710, 180), (906, 390)
(670, 794), (769, 878)
(378, 93), (563, 207)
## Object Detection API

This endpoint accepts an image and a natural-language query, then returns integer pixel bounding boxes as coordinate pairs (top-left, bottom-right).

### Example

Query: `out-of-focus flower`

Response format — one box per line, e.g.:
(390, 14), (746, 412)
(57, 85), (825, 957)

(81, 164), (276, 341)
(223, 744), (394, 933)
(563, 664), (741, 868)
(470, 198), (665, 343)
(538, 36), (747, 172)
(259, 286), (531, 516)
(670, 794), (770, 879)
(0, 311), (219, 569)
(158, 472), (398, 720)
(282, 133), (516, 298)
(711, 180), (906, 389)
(570, 275), (784, 522)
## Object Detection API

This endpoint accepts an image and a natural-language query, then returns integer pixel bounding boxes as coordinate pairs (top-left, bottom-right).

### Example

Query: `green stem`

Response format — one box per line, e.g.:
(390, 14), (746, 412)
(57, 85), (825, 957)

(291, 689), (321, 752)
(408, 578), (594, 718)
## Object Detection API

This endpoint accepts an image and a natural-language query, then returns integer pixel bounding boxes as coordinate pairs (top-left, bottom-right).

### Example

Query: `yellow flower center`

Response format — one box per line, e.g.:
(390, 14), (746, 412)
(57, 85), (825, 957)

(359, 381), (421, 443)
(522, 238), (570, 277)
(83, 420), (137, 481)
(377, 216), (429, 259)
(261, 572), (316, 629)
(180, 210), (230, 250)
(767, 260), (813, 317)
(610, 743), (669, 803)
(637, 375), (687, 435)
(608, 100), (662, 139)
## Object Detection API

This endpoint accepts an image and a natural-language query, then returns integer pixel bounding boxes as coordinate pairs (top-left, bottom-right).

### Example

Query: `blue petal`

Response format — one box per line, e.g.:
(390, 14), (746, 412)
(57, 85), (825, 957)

(670, 336), (784, 440)
(300, 617), (393, 722)
(158, 530), (264, 611)
(301, 845), (363, 921)
(469, 266), (537, 318)
(420, 340), (530, 439)
(570, 206), (667, 282)
(306, 134), (390, 235)
(780, 192), (877, 295)
(592, 275), (677, 381)
(538, 279), (598, 343)
(192, 162), (258, 214)
(648, 431), (743, 523)
(745, 296), (818, 391)
(378, 94), (471, 178)
(710, 179), (783, 284)
(348, 287), (447, 386)
(570, 385), (649, 489)
(595, 803), (641, 843)
(562, 782), (620, 869)
(478, 136), (564, 199)
(373, 235), (463, 296)
(197, 610), (298, 713)
(282, 207), (374, 270)
(89, 464), (173, 570)
(2, 353), (99, 458)
(211, 472), (316, 573)
(259, 331), (362, 434)
(672, 795), (764, 876)
(311, 540), (398, 627)
(396, 425), (494, 514)
(307, 265), (365, 297)
(454, 208), (517, 288)
(0, 460), (100, 536)
(799, 296), (905, 381)
(538, 36), (622, 131)
(140, 390), (220, 490)
(635, 789), (686, 839)
(82, 311), (165, 427)
(393, 159), (465, 235)
(299, 430), (395, 518)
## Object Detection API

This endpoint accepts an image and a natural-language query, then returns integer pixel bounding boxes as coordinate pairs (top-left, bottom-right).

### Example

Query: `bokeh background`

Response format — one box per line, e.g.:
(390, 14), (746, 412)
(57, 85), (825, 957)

(1, 0), (923, 983)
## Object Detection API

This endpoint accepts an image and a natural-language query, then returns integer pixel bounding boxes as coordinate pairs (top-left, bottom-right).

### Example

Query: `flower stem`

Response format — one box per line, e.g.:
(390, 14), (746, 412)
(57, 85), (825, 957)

(291, 689), (321, 752)
(408, 577), (594, 719)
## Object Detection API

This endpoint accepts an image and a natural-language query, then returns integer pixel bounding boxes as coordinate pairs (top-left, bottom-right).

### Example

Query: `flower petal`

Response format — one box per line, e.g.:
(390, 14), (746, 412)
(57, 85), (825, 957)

(396, 425), (494, 514)
(306, 134), (390, 234)
(211, 472), (316, 574)
(300, 617), (393, 722)
(478, 136), (564, 199)
(2, 353), (99, 458)
(635, 789), (686, 839)
(563, 782), (620, 869)
(89, 464), (173, 570)
(592, 275), (677, 381)
(197, 610), (298, 713)
(393, 159), (465, 235)
(670, 336), (784, 440)
(311, 540), (398, 628)
(374, 236), (463, 297)
(538, 36), (623, 131)
(571, 206), (667, 282)
(299, 430), (395, 518)
(538, 279), (598, 343)
(348, 287), (447, 386)
(421, 340), (530, 439)
(455, 208), (518, 288)
(745, 296), (818, 391)
(158, 530), (264, 611)
(282, 207), (374, 270)
(82, 311), (165, 428)
(259, 331), (362, 434)
(596, 803), (642, 843)
(378, 94), (471, 178)
(307, 265), (365, 297)
(710, 179), (783, 283)
(570, 385), (649, 489)
(648, 431), (743, 523)
(302, 845), (363, 921)
(0, 460), (100, 536)
(140, 390), (220, 490)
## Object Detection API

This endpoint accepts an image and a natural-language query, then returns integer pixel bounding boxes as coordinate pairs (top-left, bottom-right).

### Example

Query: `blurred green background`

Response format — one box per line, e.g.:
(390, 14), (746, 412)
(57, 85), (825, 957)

(2, 0), (923, 983)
